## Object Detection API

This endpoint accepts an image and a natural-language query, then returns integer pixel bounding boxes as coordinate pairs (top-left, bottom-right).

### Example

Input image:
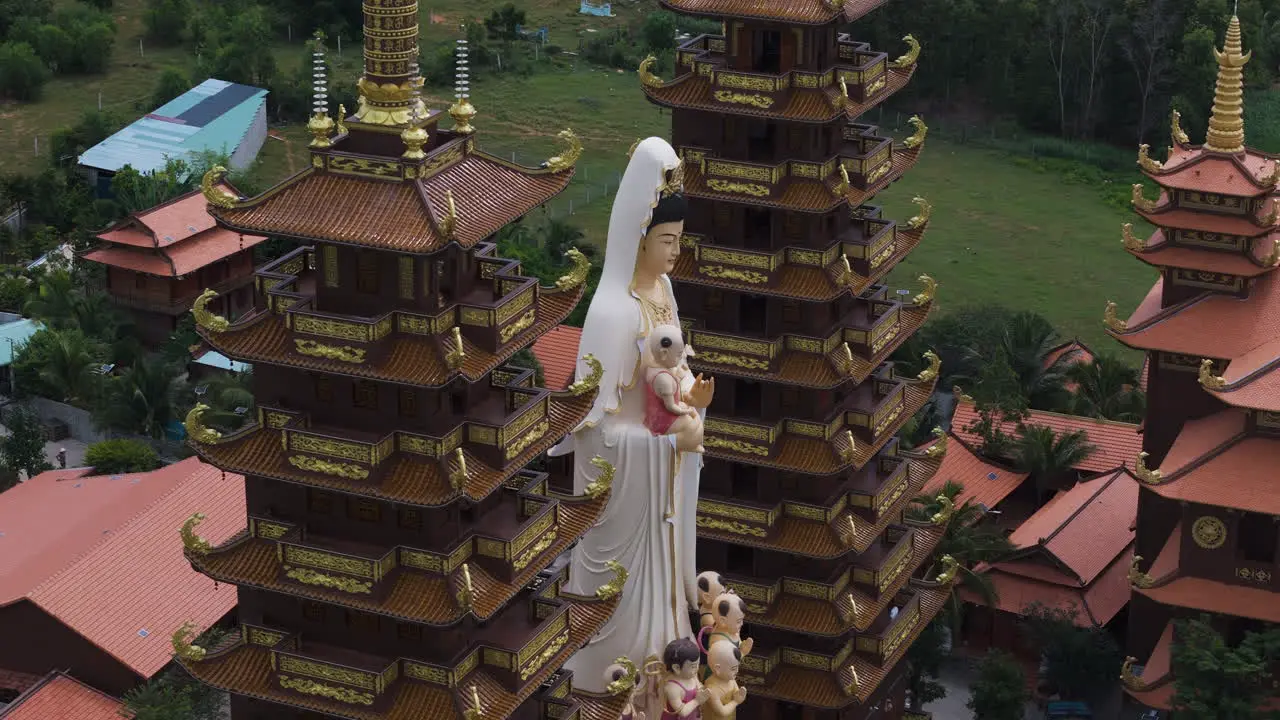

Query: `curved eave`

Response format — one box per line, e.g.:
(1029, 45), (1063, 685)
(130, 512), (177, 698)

(1136, 200), (1276, 238)
(186, 493), (609, 626)
(187, 390), (596, 508)
(198, 284), (583, 388)
(658, 0), (887, 25)
(689, 300), (932, 389)
(642, 65), (914, 125)
(1105, 279), (1240, 356)
(1141, 416), (1280, 515)
(1136, 572), (1280, 625)
(1121, 621), (1175, 711)
(1141, 148), (1278, 196)
(1128, 229), (1277, 278)
(698, 455), (939, 559)
(1204, 345), (1280, 411)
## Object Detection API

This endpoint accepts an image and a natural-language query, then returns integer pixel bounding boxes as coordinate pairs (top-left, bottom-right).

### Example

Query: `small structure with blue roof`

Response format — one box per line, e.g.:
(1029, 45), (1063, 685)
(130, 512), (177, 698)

(78, 78), (269, 196)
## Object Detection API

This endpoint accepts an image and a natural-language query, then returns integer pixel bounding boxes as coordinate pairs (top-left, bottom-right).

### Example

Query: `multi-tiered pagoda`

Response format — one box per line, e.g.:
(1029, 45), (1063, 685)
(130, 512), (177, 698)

(640, 1), (956, 716)
(1105, 14), (1280, 712)
(168, 10), (631, 719)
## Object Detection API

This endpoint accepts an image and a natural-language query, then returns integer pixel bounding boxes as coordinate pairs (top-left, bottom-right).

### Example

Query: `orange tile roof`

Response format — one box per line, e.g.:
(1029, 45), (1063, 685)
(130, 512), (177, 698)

(1113, 273), (1280, 358)
(0, 458), (242, 678)
(1129, 228), (1277, 277)
(920, 433), (1028, 511)
(1205, 336), (1280, 411)
(1146, 410), (1280, 514)
(531, 325), (583, 390)
(1043, 340), (1094, 370)
(962, 546), (1133, 627)
(1138, 573), (1280, 624)
(950, 397), (1142, 473)
(0, 672), (128, 720)
(1137, 196), (1276, 236)
(99, 187), (222, 248)
(1147, 145), (1277, 195)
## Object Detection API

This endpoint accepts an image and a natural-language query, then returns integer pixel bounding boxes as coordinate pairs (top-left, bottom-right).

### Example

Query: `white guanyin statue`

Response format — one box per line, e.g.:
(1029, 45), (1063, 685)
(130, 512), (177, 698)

(553, 137), (715, 697)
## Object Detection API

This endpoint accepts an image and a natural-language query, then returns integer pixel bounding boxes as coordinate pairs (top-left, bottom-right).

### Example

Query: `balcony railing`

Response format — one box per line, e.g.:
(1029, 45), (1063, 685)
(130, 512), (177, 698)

(851, 526), (916, 595)
(854, 593), (922, 662)
(847, 450), (912, 521)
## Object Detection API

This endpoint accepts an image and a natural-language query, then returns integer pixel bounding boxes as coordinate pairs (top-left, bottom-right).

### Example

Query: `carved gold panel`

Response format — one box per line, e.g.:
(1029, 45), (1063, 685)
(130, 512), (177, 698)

(1191, 515), (1227, 549)
(322, 246), (339, 287)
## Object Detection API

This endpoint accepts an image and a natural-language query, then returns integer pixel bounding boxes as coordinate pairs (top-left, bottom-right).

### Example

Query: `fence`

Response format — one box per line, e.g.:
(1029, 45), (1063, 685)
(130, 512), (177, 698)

(492, 149), (622, 221)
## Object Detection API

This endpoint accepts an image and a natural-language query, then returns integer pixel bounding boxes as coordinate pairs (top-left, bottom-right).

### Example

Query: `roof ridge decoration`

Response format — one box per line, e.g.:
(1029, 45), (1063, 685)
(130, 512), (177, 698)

(1122, 223), (1145, 252)
(200, 167), (242, 210)
(889, 35), (921, 70)
(1204, 14), (1251, 154)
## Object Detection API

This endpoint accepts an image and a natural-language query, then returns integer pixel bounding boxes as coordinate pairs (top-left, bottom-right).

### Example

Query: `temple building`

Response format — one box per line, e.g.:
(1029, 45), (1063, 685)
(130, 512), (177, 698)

(1104, 14), (1280, 711)
(638, 1), (957, 716)
(171, 15), (628, 720)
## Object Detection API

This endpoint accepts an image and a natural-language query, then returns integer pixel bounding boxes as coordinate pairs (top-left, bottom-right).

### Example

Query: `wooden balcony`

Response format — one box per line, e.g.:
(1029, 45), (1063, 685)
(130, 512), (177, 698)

(109, 272), (251, 315)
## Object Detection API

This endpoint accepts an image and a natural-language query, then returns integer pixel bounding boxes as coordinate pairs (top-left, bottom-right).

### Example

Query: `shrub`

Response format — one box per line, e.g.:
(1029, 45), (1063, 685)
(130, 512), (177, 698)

(0, 41), (47, 100)
(144, 0), (189, 45)
(85, 438), (160, 474)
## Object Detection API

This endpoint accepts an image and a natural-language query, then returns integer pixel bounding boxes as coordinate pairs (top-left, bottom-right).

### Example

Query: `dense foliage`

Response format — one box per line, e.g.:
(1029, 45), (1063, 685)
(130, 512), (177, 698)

(967, 650), (1029, 720)
(1, 404), (52, 484)
(1172, 615), (1280, 719)
(85, 438), (161, 473)
(1020, 602), (1123, 702)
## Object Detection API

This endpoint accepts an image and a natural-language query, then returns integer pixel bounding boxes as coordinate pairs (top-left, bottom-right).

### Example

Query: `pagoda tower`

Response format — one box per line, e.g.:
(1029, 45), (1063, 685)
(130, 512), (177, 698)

(1104, 15), (1280, 712)
(168, 15), (633, 720)
(639, 1), (958, 717)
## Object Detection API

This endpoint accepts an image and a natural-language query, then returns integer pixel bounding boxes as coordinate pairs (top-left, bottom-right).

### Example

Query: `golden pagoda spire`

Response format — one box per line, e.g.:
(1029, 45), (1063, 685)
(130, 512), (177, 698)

(306, 32), (334, 148)
(1203, 13), (1252, 154)
(354, 0), (422, 126)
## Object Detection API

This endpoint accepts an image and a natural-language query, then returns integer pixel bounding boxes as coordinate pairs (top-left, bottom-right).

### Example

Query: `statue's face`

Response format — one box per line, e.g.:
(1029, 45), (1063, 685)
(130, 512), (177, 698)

(672, 659), (699, 680)
(710, 644), (740, 681)
(637, 220), (683, 278)
(715, 593), (745, 633)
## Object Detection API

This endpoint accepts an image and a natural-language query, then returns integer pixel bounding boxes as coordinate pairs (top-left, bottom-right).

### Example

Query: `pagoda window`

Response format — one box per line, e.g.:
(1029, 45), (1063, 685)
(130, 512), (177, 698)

(735, 379), (762, 417)
(354, 380), (379, 410)
(308, 489), (334, 514)
(314, 376), (334, 403)
(1236, 512), (1278, 564)
(348, 497), (381, 523)
(398, 506), (422, 530)
(731, 464), (758, 501)
(740, 295), (766, 333)
(725, 542), (754, 575)
(301, 600), (326, 624)
(357, 251), (379, 294)
(703, 289), (724, 314)
(397, 623), (422, 641)
(398, 388), (418, 417)
(753, 30), (782, 74)
(743, 207), (770, 250)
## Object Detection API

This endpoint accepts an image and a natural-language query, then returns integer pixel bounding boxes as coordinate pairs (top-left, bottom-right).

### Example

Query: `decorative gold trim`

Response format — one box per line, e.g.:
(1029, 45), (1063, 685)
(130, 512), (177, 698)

(569, 354), (604, 396)
(499, 310), (537, 343)
(1134, 452), (1163, 485)
(1198, 358), (1227, 390)
(697, 515), (768, 537)
(284, 566), (373, 594)
(445, 326), (466, 370)
(1171, 109), (1189, 145)
(830, 164), (851, 198)
(584, 456), (615, 500)
(294, 339), (366, 363)
(906, 196), (932, 230)
(288, 455), (370, 480)
(934, 554), (959, 584)
(595, 560), (628, 600)
(903, 115), (928, 150)
(192, 289), (229, 333)
(1103, 301), (1128, 332)
(1122, 223), (1145, 251)
(555, 248), (591, 291)
(708, 178), (769, 197)
(912, 274), (937, 305)
(184, 404), (223, 445)
(713, 91), (774, 109)
(930, 496), (954, 526)
(1132, 183), (1159, 213)
(700, 265), (768, 283)
(706, 437), (770, 456)
(924, 426), (947, 459)
(917, 350), (940, 382)
(889, 34), (921, 69)
(171, 621), (206, 661)
(512, 531), (558, 572)
(181, 513), (212, 555)
(200, 166), (239, 209)
(545, 129), (582, 173)
(1128, 556), (1154, 589)
(278, 675), (374, 705)
(1136, 144), (1164, 173)
(638, 55), (663, 88)
(1191, 515), (1228, 549)
(839, 429), (856, 462)
(448, 448), (469, 490)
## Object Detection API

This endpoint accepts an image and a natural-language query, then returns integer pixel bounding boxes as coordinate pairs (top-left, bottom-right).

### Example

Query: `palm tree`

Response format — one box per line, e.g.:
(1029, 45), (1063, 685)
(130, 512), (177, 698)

(1012, 424), (1098, 502)
(981, 311), (1073, 412)
(909, 481), (1017, 641)
(38, 328), (104, 404)
(1065, 353), (1145, 422)
(96, 357), (183, 438)
(22, 269), (79, 330)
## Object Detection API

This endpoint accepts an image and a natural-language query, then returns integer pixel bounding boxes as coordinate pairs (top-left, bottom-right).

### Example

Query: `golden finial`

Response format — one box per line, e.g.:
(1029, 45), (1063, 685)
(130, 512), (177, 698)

(606, 657), (640, 695)
(638, 55), (663, 88)
(889, 34), (921, 69)
(1171, 109), (1190, 145)
(545, 129), (582, 172)
(1134, 451), (1164, 485)
(448, 448), (468, 490)
(171, 621), (207, 662)
(450, 41), (477, 134)
(306, 33), (334, 149)
(839, 429), (856, 462)
(912, 274), (937, 305)
(596, 560), (629, 600)
(924, 426), (947, 459)
(1204, 14), (1251, 154)
(1103, 301), (1128, 332)
(1136, 144), (1163, 173)
(336, 104), (347, 136)
(906, 196), (932, 230)
(463, 684), (485, 720)
(1129, 555), (1154, 589)
(1198, 358), (1227, 390)
(930, 495), (954, 526)
(903, 115), (928, 149)
(555, 248), (591, 291)
(180, 513), (212, 555)
(839, 342), (856, 375)
(456, 563), (475, 610)
(569, 354), (604, 396)
(935, 554), (959, 584)
(191, 289), (229, 333)
(1131, 183), (1158, 212)
(199, 166), (239, 209)
(584, 456), (615, 500)
(1122, 223), (1145, 251)
(184, 404), (223, 445)
(917, 350), (941, 383)
(446, 326), (466, 370)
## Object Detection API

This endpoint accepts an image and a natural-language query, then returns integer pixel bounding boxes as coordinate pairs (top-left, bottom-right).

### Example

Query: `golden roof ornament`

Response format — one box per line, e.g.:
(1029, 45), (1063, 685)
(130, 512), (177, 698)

(1171, 109), (1190, 145)
(935, 554), (959, 584)
(191, 289), (229, 333)
(843, 664), (861, 695)
(1120, 657), (1148, 691)
(924, 426), (947, 459)
(627, 138), (641, 159)
(584, 456), (616, 500)
(306, 33), (335, 149)
(555, 248), (591, 291)
(839, 429), (856, 462)
(903, 115), (928, 149)
(569, 354), (604, 395)
(1129, 555), (1154, 589)
(832, 163), (851, 197)
(839, 342), (856, 375)
(180, 513), (212, 555)
(171, 622), (207, 662)
(917, 350), (941, 382)
(1198, 358), (1227, 390)
(1103, 301), (1128, 332)
(401, 63), (428, 160)
(1131, 183), (1158, 212)
(545, 129), (582, 172)
(906, 196), (932, 230)
(822, 0), (845, 11)
(463, 685), (485, 720)
(841, 515), (857, 546)
(638, 55), (664, 88)
(446, 326), (466, 370)
(889, 34), (921, 69)
(930, 495), (954, 526)
(1261, 162), (1280, 187)
(448, 448), (469, 490)
(595, 560), (629, 600)
(1136, 144), (1163, 173)
(1265, 240), (1280, 267)
(952, 385), (974, 403)
(184, 404), (223, 445)
(1204, 14), (1251, 154)
(1134, 451), (1164, 485)
(1122, 223), (1145, 252)
(456, 563), (475, 610)
(199, 166), (239, 210)
(438, 189), (459, 240)
(661, 161), (685, 198)
(1262, 200), (1280, 227)
(449, 41), (477, 134)
(837, 255), (854, 285)
(912, 274), (937, 305)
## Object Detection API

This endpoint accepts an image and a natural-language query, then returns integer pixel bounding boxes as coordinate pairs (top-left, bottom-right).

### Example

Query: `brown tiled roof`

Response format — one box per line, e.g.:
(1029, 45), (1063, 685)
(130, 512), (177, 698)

(684, 147), (919, 212)
(749, 524), (943, 636)
(191, 496), (606, 626)
(699, 456), (939, 559)
(1005, 470), (1137, 584)
(0, 672), (128, 720)
(1146, 145), (1278, 195)
(659, 0), (886, 24)
(1145, 410), (1280, 515)
(1204, 336), (1280, 411)
(961, 547), (1132, 627)
(211, 152), (571, 252)
(178, 593), (618, 720)
(920, 433), (1028, 512)
(188, 391), (594, 507)
(950, 397), (1142, 473)
(531, 325), (583, 390)
(707, 380), (934, 475)
(744, 581), (951, 709)
(644, 65), (912, 124)
(1121, 621), (1174, 711)
(1129, 228), (1277, 277)
(201, 286), (581, 387)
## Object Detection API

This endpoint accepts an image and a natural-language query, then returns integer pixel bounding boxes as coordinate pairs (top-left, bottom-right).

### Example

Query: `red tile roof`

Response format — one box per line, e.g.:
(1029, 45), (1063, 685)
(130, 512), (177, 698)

(1114, 273), (1280, 359)
(961, 547), (1133, 627)
(950, 397), (1143, 473)
(1148, 144), (1277, 196)
(531, 324), (583, 390)
(1043, 340), (1094, 371)
(1007, 469), (1138, 584)
(0, 458), (243, 678)
(920, 433), (1028, 511)
(1147, 410), (1280, 515)
(0, 672), (128, 720)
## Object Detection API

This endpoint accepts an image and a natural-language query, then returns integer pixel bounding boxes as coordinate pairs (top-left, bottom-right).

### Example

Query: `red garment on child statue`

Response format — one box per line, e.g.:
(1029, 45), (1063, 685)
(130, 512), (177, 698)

(644, 370), (683, 435)
(661, 679), (700, 720)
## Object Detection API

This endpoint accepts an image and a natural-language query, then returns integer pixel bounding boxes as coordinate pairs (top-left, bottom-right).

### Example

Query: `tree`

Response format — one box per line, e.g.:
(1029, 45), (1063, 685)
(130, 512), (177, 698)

(905, 617), (949, 712)
(967, 650), (1028, 720)
(1021, 602), (1122, 702)
(144, 0), (190, 45)
(1012, 424), (1097, 501)
(122, 666), (224, 720)
(47, 109), (119, 167)
(150, 66), (191, 108)
(2, 404), (52, 481)
(1172, 615), (1280, 720)
(85, 438), (160, 473)
(12, 327), (107, 404)
(22, 268), (78, 328)
(185, 369), (254, 431)
(511, 348), (545, 387)
(94, 357), (182, 438)
(965, 358), (1028, 460)
(1120, 0), (1180, 143)
(1065, 353), (1145, 422)
(641, 11), (678, 52)
(484, 3), (527, 42)
(111, 158), (194, 215)
(982, 311), (1070, 413)
(0, 41), (47, 101)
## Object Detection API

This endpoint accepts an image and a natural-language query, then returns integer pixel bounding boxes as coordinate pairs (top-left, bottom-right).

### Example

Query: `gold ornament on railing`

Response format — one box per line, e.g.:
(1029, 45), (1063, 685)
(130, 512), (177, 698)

(180, 513), (212, 555)
(555, 248), (591, 291)
(930, 495), (954, 526)
(924, 426), (947, 459)
(308, 110), (335, 149)
(1171, 109), (1189, 145)
(199, 166), (239, 210)
(1122, 223), (1145, 252)
(171, 621), (207, 662)
(906, 196), (932, 230)
(545, 129), (582, 173)
(336, 104), (347, 136)
(638, 55), (663, 88)
(839, 429), (856, 462)
(935, 554), (959, 584)
(463, 684), (485, 720)
(912, 274), (937, 306)
(445, 326), (466, 370)
(889, 34), (921, 69)
(839, 342), (856, 375)
(1134, 451), (1163, 485)
(1198, 358), (1227, 390)
(448, 448), (469, 490)
(584, 456), (615, 500)
(457, 563), (475, 610)
(1129, 555), (1154, 589)
(606, 657), (640, 695)
(569, 354), (604, 396)
(1131, 183), (1158, 213)
(917, 350), (940, 382)
(1136, 144), (1164, 173)
(903, 115), (928, 149)
(184, 404), (223, 445)
(1102, 301), (1128, 332)
(596, 560), (629, 600)
(1119, 657), (1148, 690)
(191, 289), (229, 333)
(438, 189), (459, 240)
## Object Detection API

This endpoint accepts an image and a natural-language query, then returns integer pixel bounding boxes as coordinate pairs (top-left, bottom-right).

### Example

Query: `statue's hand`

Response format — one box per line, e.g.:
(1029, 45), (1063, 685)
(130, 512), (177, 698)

(684, 374), (715, 409)
(740, 637), (754, 656)
(734, 687), (747, 703)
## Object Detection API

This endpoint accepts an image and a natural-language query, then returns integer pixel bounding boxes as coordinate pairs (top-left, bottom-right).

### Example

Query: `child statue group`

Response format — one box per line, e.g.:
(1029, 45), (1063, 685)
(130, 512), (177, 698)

(553, 138), (752, 718)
